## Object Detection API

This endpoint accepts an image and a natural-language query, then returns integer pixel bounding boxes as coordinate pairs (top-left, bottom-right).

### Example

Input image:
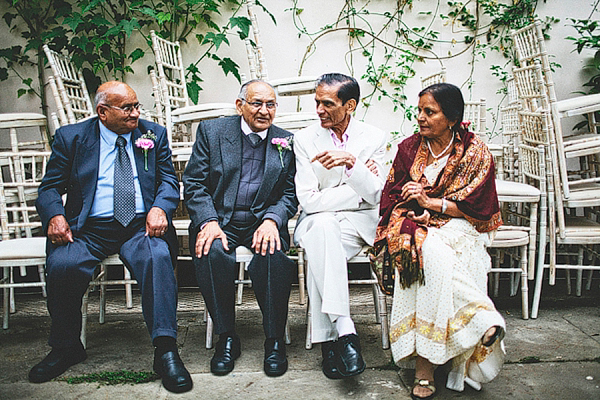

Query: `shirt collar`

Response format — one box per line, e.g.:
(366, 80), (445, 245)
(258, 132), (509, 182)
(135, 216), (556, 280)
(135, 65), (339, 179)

(241, 117), (268, 140)
(99, 121), (132, 147)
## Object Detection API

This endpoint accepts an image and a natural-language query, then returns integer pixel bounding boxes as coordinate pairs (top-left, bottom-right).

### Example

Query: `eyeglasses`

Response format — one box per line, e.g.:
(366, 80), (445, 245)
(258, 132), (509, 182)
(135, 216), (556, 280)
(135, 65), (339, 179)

(241, 99), (277, 110)
(104, 103), (142, 114)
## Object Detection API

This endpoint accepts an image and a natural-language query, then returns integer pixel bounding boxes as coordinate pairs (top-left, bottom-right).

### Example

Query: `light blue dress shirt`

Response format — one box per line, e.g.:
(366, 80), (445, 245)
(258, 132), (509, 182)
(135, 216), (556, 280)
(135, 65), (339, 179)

(89, 122), (145, 218)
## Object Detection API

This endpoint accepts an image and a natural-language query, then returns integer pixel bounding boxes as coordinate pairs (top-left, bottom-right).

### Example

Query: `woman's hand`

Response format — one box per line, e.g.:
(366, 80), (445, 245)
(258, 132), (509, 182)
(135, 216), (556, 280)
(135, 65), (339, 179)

(407, 209), (430, 225)
(401, 181), (431, 208)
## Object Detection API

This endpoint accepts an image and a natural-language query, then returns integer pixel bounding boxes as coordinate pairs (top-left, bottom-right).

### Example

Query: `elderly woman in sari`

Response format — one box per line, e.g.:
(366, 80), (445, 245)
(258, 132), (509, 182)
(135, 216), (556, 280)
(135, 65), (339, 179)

(373, 83), (505, 399)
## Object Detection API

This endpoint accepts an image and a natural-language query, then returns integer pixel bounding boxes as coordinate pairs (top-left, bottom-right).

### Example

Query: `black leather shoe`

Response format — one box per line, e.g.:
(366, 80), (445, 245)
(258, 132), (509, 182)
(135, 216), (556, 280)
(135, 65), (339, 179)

(264, 338), (288, 377)
(153, 350), (193, 393)
(28, 345), (87, 383)
(210, 334), (241, 375)
(321, 340), (342, 379)
(334, 334), (365, 377)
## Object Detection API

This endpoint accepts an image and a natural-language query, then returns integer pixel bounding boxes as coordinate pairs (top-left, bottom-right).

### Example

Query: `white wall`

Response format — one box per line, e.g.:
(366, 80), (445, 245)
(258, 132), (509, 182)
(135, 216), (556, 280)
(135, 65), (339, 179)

(1, 0), (597, 150)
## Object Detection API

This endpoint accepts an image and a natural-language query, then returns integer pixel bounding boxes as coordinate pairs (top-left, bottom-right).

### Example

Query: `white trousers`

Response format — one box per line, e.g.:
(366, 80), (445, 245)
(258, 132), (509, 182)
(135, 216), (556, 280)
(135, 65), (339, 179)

(295, 212), (365, 343)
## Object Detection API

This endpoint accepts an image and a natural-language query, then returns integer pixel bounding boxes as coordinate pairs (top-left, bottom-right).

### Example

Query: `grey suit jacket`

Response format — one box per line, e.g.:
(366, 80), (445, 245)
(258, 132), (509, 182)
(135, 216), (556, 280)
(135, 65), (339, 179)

(182, 115), (298, 244)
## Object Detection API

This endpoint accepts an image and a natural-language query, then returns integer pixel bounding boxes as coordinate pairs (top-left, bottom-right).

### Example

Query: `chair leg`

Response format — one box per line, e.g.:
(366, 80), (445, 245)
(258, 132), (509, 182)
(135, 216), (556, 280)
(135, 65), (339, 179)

(237, 261), (245, 305)
(3, 268), (9, 330)
(585, 270), (594, 291)
(9, 268), (15, 314)
(297, 249), (306, 305)
(37, 264), (47, 297)
(493, 251), (501, 297)
(124, 267), (133, 309)
(206, 311), (214, 349)
(305, 299), (312, 350)
(80, 287), (91, 349)
(377, 287), (390, 349)
(99, 265), (106, 324)
(284, 319), (291, 345)
(531, 256), (546, 319)
(520, 245), (529, 320)
(576, 247), (584, 297)
(371, 282), (382, 324)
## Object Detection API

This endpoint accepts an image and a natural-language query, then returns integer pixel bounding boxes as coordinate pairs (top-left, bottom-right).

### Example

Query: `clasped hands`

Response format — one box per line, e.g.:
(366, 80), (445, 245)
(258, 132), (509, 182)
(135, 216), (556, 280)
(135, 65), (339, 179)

(195, 219), (280, 258)
(311, 150), (378, 175)
(401, 181), (431, 225)
(47, 206), (168, 246)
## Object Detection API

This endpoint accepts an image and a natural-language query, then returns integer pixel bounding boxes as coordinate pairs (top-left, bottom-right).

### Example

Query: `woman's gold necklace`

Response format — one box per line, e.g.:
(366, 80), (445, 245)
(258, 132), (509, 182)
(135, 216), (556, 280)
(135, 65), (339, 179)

(426, 132), (455, 168)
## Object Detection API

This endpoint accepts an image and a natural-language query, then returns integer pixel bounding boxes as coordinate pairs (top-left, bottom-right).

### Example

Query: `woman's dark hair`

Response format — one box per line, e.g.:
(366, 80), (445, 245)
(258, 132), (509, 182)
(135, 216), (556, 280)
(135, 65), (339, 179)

(317, 73), (360, 105)
(419, 83), (465, 132)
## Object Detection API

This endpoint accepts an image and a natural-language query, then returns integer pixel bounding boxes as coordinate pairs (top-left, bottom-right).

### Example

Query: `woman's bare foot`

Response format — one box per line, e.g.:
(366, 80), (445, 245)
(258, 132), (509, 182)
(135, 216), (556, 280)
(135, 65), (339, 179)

(482, 325), (504, 347)
(482, 326), (498, 344)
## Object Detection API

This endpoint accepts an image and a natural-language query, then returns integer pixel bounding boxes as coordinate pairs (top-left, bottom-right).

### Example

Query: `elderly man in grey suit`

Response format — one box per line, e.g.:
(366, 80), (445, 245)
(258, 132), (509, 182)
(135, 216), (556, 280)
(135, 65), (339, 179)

(183, 80), (298, 377)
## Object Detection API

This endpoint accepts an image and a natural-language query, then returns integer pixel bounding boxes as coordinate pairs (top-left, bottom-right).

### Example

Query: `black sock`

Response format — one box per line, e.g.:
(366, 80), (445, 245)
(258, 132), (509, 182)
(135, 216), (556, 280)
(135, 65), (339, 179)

(153, 336), (177, 356)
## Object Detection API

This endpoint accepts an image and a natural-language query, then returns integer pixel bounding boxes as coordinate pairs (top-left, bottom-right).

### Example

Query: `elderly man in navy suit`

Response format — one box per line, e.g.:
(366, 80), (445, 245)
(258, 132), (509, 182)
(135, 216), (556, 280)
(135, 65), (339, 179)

(183, 80), (298, 377)
(29, 81), (192, 393)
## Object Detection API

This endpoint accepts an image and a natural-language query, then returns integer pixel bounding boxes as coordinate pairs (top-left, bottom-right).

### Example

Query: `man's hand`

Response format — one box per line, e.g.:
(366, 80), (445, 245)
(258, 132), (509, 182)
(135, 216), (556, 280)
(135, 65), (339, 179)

(146, 207), (168, 237)
(312, 150), (356, 170)
(195, 221), (229, 258)
(365, 159), (379, 176)
(251, 219), (280, 256)
(47, 215), (74, 246)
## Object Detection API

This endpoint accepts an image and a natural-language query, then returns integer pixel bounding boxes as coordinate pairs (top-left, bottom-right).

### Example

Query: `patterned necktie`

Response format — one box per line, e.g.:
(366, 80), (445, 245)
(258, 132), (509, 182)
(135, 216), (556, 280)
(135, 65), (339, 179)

(248, 133), (262, 145)
(113, 136), (136, 227)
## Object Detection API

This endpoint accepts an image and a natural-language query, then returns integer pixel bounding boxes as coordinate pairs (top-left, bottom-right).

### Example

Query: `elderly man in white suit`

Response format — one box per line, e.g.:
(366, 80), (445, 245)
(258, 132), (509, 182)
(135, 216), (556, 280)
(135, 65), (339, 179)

(293, 73), (388, 379)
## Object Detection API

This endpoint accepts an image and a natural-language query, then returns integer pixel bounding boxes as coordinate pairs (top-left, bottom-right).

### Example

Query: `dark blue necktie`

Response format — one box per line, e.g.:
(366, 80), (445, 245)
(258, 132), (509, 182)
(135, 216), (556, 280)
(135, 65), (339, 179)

(113, 136), (135, 227)
(248, 133), (262, 145)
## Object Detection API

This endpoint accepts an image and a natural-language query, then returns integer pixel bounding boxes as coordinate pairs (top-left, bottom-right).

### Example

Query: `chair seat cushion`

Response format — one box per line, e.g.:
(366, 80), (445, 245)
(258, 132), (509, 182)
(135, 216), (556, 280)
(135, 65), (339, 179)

(495, 179), (540, 201)
(490, 228), (529, 247)
(0, 237), (46, 260)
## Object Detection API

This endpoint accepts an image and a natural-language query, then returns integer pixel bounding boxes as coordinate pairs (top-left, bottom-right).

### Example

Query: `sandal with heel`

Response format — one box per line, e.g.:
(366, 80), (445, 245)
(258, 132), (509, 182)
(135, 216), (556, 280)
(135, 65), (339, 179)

(482, 326), (505, 347)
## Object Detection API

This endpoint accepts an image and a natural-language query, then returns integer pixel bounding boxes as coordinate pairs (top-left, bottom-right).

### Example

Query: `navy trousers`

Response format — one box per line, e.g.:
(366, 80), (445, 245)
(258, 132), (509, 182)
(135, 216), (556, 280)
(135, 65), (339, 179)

(193, 223), (294, 339)
(45, 215), (178, 349)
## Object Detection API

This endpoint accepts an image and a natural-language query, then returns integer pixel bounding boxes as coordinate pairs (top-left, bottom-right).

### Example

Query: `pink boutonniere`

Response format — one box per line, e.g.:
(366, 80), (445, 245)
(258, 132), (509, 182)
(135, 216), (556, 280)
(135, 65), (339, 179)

(460, 120), (472, 130)
(271, 136), (293, 167)
(135, 130), (156, 171)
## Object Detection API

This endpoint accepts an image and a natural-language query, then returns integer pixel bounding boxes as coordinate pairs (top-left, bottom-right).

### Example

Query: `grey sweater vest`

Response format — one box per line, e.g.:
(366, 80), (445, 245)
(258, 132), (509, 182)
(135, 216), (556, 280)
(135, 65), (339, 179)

(231, 134), (267, 226)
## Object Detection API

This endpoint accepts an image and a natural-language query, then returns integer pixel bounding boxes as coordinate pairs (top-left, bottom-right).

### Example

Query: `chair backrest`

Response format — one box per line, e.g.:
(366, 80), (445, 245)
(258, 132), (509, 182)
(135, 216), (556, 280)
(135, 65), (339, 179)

(506, 76), (519, 106)
(0, 151), (49, 240)
(512, 61), (550, 114)
(500, 104), (521, 181)
(43, 45), (95, 127)
(150, 31), (190, 112)
(149, 69), (166, 126)
(463, 98), (486, 137)
(510, 19), (558, 105)
(0, 113), (50, 152)
(420, 67), (446, 89)
(245, 0), (268, 80)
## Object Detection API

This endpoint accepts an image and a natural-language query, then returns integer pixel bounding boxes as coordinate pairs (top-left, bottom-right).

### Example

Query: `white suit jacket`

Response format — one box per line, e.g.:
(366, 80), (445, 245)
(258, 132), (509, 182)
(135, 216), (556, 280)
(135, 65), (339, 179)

(294, 117), (388, 245)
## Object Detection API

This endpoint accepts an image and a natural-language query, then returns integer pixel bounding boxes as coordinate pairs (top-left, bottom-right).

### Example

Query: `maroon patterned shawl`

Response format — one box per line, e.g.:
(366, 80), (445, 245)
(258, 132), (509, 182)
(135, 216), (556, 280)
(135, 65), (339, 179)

(374, 130), (502, 288)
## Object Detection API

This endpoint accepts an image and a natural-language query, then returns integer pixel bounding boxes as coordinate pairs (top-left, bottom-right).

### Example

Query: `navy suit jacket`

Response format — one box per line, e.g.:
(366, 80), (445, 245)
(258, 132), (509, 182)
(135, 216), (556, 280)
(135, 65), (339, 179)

(36, 117), (180, 256)
(182, 115), (298, 245)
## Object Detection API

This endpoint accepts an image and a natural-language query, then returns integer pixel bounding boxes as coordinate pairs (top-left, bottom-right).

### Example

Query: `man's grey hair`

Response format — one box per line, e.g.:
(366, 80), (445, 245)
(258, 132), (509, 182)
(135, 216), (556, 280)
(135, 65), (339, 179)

(238, 79), (276, 100)
(94, 90), (108, 106)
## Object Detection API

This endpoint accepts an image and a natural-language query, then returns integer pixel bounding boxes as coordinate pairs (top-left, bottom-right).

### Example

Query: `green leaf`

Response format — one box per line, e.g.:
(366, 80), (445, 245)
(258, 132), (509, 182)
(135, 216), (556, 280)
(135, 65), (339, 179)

(187, 80), (202, 104)
(129, 48), (144, 63)
(64, 13), (84, 31)
(202, 32), (229, 50)
(17, 88), (26, 98)
(255, 0), (277, 25)
(230, 16), (251, 40)
(120, 18), (140, 37)
(218, 57), (240, 82)
(0, 67), (8, 81)
(156, 12), (172, 25)
(139, 7), (157, 18)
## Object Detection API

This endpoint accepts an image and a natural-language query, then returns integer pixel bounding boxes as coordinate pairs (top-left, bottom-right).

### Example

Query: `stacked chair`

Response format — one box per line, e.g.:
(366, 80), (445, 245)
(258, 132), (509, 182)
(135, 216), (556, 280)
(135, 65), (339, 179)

(509, 20), (600, 317)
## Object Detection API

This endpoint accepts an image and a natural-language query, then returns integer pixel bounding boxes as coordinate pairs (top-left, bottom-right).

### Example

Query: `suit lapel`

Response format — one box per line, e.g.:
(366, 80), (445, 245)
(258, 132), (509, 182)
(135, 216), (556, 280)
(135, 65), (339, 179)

(132, 127), (155, 212)
(344, 118), (365, 158)
(253, 127), (284, 207)
(314, 125), (335, 153)
(77, 120), (101, 228)
(221, 117), (243, 217)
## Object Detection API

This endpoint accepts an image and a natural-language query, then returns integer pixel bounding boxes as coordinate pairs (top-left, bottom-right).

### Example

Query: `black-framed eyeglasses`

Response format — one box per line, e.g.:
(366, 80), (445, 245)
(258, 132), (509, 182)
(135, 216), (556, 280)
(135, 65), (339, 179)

(241, 99), (277, 110)
(104, 102), (142, 114)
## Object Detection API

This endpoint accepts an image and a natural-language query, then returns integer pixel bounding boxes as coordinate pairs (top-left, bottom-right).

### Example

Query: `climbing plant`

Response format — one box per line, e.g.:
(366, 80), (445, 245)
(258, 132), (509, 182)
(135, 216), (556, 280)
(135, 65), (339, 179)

(288, 0), (556, 139)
